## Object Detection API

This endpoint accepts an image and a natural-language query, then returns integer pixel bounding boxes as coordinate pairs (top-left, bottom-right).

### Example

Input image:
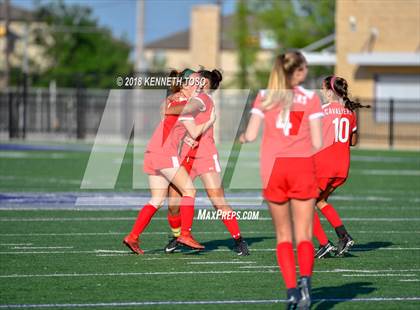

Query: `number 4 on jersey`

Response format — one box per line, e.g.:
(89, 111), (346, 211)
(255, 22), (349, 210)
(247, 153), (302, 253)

(276, 111), (304, 136)
(276, 112), (292, 136)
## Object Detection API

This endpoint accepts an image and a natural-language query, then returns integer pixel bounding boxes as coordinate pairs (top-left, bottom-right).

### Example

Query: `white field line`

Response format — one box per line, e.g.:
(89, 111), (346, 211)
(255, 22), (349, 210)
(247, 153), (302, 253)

(12, 246), (73, 250)
(400, 279), (420, 282)
(0, 268), (419, 279)
(3, 203), (420, 211)
(187, 261), (256, 265)
(0, 270), (419, 279)
(343, 274), (417, 277)
(1, 297), (420, 309)
(95, 255), (204, 259)
(0, 270), (275, 278)
(2, 247), (420, 256)
(94, 250), (127, 253)
(355, 169), (420, 176)
(2, 217), (420, 222)
(0, 243), (33, 246)
(96, 254), (131, 257)
(73, 195), (406, 206)
(1, 230), (420, 237)
(239, 267), (420, 273)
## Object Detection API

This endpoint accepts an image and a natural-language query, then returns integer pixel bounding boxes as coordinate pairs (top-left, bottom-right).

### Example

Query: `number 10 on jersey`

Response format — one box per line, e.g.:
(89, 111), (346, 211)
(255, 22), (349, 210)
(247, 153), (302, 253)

(332, 117), (350, 143)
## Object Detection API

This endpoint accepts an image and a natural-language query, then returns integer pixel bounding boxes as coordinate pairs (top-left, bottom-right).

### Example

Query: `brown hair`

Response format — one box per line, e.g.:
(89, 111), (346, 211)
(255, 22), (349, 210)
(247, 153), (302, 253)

(324, 76), (370, 111)
(198, 69), (223, 91)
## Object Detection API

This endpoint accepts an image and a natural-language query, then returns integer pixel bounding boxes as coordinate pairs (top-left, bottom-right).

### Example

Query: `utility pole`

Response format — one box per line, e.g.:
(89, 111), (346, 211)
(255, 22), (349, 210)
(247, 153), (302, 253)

(22, 23), (29, 139)
(4, 0), (10, 88)
(216, 0), (223, 70)
(4, 0), (18, 139)
(135, 0), (147, 73)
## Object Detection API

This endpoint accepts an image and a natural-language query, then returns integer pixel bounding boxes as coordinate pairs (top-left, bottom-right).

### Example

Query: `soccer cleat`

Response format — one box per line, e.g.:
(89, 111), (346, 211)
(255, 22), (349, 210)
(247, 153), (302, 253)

(177, 234), (205, 250)
(123, 235), (144, 255)
(234, 237), (250, 256)
(164, 237), (179, 254)
(297, 276), (311, 309)
(314, 241), (337, 259)
(336, 234), (355, 256)
(285, 288), (301, 310)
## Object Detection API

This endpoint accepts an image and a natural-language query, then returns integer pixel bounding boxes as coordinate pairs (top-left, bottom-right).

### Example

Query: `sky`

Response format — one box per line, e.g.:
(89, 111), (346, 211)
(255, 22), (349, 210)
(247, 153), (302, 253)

(12, 0), (237, 45)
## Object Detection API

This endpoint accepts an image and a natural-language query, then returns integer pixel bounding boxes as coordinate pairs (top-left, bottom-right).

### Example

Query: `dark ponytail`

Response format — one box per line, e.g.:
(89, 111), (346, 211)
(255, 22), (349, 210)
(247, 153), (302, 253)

(198, 68), (223, 91)
(324, 75), (370, 111)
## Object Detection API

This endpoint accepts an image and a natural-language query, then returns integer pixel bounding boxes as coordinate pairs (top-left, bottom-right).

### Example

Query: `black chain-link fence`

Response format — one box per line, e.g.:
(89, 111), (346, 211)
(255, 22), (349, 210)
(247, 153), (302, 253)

(1, 87), (419, 148)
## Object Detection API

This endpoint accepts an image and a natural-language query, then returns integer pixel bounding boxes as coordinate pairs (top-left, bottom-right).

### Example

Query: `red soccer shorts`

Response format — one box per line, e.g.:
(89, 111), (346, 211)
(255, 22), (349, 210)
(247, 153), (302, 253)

(263, 157), (319, 203)
(143, 152), (180, 175)
(317, 177), (347, 192)
(181, 154), (221, 180)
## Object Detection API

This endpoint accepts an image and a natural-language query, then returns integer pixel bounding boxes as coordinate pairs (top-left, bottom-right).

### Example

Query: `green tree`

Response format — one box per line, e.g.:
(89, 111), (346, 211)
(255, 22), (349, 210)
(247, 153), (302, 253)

(251, 0), (334, 49)
(33, 0), (133, 88)
(232, 0), (258, 88)
(233, 0), (335, 88)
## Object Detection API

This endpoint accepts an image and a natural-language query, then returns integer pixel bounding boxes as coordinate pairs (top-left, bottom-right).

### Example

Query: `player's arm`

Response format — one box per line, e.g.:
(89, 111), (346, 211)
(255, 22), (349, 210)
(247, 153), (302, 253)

(239, 113), (262, 143)
(350, 131), (358, 146)
(309, 117), (323, 151)
(350, 112), (358, 146)
(308, 95), (324, 151)
(160, 100), (167, 120)
(181, 107), (216, 139)
(165, 97), (205, 115)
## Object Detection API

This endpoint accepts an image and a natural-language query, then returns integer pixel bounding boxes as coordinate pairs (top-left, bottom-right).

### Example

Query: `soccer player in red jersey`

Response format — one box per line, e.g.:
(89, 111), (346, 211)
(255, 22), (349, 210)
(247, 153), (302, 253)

(123, 69), (216, 254)
(313, 75), (370, 258)
(163, 69), (249, 256)
(239, 52), (323, 309)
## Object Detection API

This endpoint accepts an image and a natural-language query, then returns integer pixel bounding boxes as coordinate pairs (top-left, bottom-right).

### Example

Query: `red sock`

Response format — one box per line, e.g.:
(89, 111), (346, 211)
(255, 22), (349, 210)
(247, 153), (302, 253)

(180, 196), (195, 236)
(167, 212), (181, 228)
(167, 212), (181, 237)
(313, 212), (329, 246)
(297, 241), (315, 277)
(130, 204), (158, 238)
(320, 204), (343, 228)
(222, 213), (241, 239)
(276, 242), (297, 289)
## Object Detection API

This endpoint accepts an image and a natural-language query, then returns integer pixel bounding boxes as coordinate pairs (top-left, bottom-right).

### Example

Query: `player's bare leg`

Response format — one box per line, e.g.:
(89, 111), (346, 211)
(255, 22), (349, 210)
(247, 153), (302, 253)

(160, 167), (204, 250)
(123, 175), (169, 254)
(200, 172), (249, 256)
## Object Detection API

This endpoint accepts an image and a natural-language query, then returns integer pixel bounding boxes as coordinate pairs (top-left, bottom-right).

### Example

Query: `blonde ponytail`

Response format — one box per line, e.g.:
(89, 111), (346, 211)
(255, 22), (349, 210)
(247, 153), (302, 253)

(262, 51), (307, 121)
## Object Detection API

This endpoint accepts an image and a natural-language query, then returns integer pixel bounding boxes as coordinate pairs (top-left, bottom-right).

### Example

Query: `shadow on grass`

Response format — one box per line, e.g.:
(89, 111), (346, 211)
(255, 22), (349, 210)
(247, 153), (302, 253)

(312, 281), (376, 309)
(201, 236), (273, 251)
(146, 236), (273, 255)
(317, 241), (394, 259)
(352, 241), (394, 252)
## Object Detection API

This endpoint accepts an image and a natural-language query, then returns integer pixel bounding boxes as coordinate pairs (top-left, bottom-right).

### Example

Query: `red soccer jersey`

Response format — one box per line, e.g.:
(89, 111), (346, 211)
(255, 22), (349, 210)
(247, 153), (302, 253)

(314, 101), (357, 178)
(180, 92), (218, 159)
(252, 86), (323, 157)
(251, 86), (323, 186)
(145, 97), (188, 156)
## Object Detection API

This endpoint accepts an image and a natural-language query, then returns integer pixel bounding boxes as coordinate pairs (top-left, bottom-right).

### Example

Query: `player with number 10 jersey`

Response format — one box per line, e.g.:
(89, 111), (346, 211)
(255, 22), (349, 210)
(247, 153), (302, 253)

(312, 75), (370, 259)
(314, 100), (357, 189)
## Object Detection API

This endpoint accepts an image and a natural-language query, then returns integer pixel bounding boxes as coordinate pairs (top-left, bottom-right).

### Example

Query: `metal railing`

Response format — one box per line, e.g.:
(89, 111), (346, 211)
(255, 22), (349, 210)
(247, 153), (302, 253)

(1, 88), (419, 148)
